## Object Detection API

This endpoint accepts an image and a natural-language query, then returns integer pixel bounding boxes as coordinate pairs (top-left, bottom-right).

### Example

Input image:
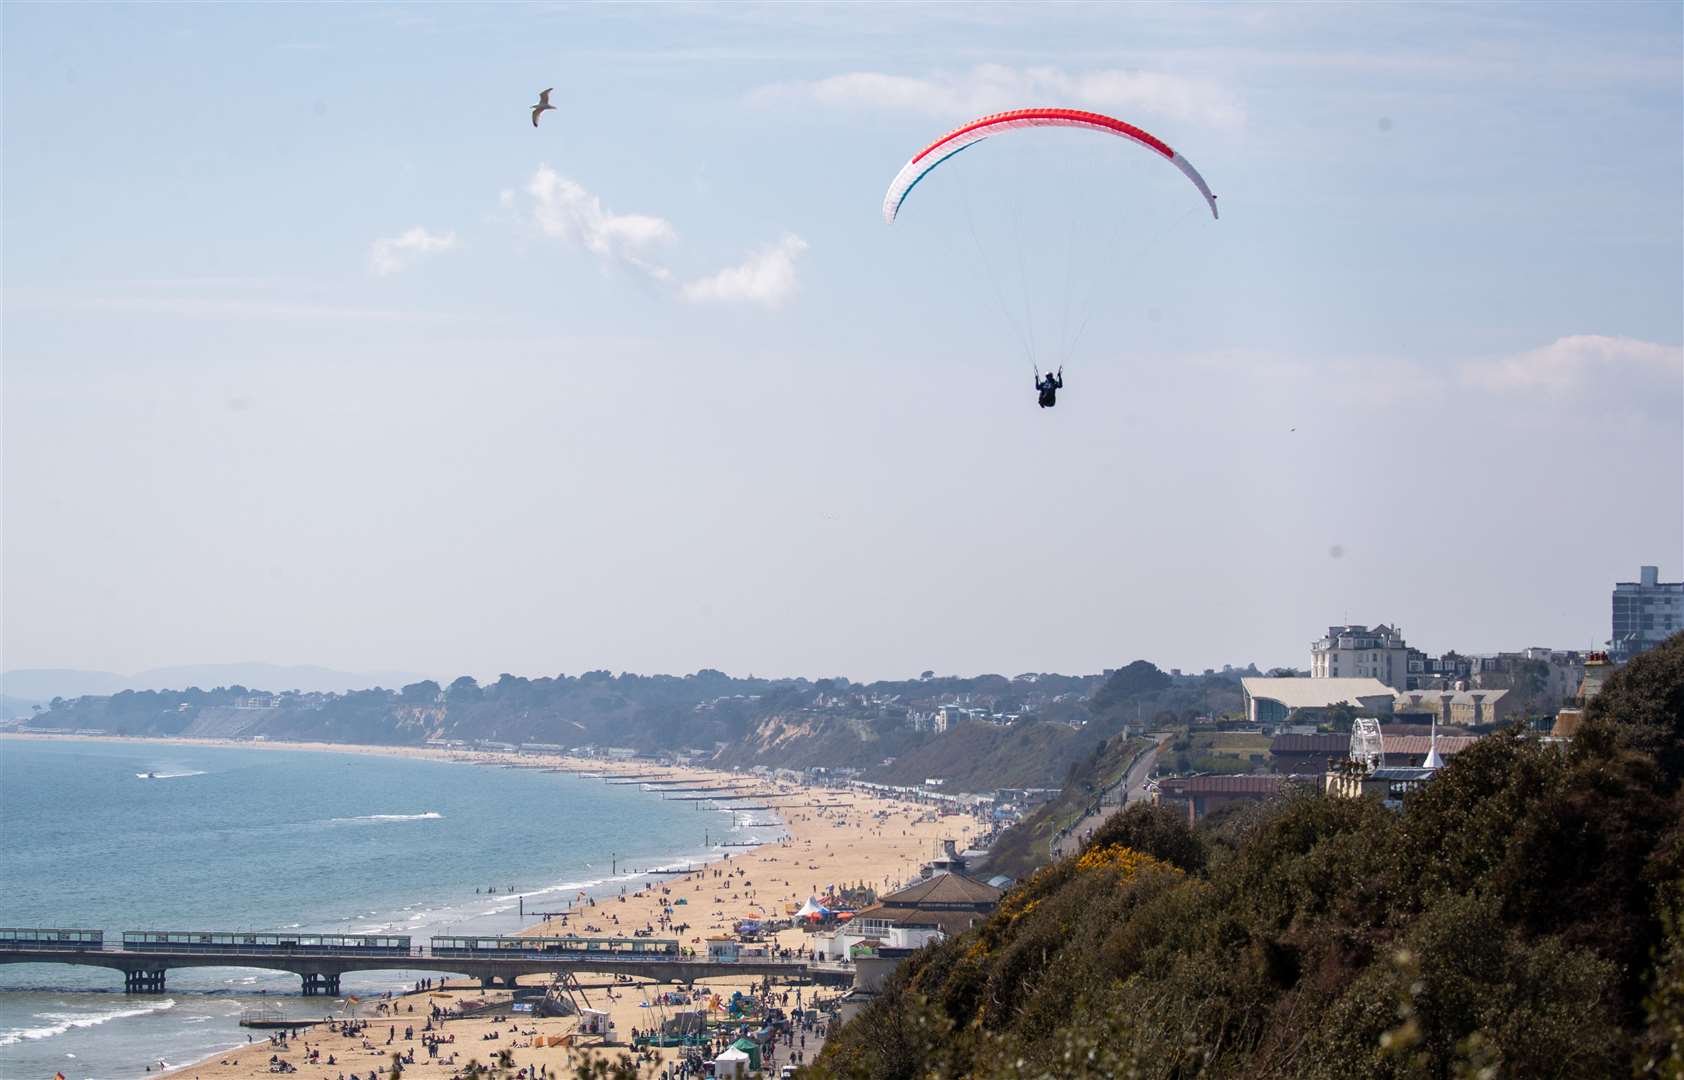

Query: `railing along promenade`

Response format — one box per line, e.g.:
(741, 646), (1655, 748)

(0, 929), (849, 997)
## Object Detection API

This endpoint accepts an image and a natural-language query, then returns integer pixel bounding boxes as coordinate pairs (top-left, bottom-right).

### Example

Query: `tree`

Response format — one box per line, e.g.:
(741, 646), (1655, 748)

(1578, 632), (1684, 789)
(1083, 801), (1206, 873)
(445, 676), (481, 705)
(1090, 661), (1171, 713)
(400, 680), (441, 705)
(1324, 703), (1358, 733)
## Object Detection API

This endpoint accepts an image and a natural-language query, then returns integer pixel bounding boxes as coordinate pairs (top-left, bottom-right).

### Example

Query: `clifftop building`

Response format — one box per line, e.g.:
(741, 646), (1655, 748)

(1311, 625), (1411, 690)
(1612, 565), (1682, 663)
(1241, 676), (1396, 726)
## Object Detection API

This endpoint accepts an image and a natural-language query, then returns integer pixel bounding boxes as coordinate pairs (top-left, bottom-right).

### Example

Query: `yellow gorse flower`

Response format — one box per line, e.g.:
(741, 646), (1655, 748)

(1074, 844), (1180, 884)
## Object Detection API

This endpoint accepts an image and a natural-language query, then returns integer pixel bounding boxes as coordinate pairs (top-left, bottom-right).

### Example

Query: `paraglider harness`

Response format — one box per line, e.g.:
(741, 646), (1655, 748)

(1035, 366), (1064, 408)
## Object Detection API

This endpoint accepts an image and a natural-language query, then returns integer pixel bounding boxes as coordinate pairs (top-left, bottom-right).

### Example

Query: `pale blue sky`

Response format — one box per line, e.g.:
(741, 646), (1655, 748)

(4, 2), (1680, 682)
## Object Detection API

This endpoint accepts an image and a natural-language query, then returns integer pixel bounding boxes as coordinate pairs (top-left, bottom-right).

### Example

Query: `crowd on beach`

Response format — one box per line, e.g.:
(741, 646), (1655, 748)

(147, 754), (980, 1080)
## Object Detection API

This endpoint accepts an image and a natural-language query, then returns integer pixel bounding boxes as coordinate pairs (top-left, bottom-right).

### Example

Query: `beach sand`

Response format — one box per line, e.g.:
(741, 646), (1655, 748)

(80, 744), (984, 1080)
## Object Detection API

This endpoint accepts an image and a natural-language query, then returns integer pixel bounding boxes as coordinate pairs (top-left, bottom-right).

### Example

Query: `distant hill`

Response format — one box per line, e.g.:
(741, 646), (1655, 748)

(2, 663), (428, 702)
(18, 661), (1251, 796)
(1, 694), (43, 720)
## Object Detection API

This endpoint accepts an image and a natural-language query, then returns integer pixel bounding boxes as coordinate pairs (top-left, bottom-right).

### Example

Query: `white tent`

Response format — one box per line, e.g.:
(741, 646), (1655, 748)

(795, 895), (832, 919)
(713, 1046), (751, 1078)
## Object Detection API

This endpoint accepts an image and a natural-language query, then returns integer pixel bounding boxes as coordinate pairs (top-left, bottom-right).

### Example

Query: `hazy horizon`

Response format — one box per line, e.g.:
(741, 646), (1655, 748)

(5, 3), (1680, 684)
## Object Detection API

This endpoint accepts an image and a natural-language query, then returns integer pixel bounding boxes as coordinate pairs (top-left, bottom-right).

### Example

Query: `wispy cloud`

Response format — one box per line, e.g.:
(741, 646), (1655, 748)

(751, 63), (1245, 129)
(522, 165), (676, 281)
(1458, 334), (1682, 396)
(369, 226), (458, 276)
(514, 167), (806, 306)
(682, 234), (809, 308)
(1178, 334), (1682, 423)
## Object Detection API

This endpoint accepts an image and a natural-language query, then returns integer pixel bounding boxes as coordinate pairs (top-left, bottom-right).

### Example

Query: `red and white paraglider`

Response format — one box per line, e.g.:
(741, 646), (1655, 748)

(882, 107), (1218, 225)
(880, 108), (1219, 405)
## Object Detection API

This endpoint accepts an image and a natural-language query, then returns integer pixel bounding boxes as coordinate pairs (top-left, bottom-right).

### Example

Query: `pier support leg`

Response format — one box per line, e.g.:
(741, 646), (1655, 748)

(301, 973), (341, 997)
(124, 969), (167, 994)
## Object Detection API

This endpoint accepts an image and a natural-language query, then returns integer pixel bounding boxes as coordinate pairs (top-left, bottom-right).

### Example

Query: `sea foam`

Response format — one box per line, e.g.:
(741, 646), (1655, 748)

(0, 999), (177, 1046)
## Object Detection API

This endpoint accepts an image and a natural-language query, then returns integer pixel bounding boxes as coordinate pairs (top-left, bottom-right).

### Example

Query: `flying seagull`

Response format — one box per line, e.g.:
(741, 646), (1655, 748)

(531, 87), (556, 128)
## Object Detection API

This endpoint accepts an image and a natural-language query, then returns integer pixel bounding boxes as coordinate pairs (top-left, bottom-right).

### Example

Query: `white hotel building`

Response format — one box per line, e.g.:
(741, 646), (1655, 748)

(1310, 624), (1412, 691)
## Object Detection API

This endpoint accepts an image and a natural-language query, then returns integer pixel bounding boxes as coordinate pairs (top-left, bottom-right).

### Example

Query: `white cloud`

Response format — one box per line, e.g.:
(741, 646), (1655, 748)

(523, 165), (676, 281)
(681, 234), (808, 308)
(1459, 335), (1682, 396)
(752, 63), (1245, 129)
(369, 226), (458, 276)
(513, 166), (803, 306)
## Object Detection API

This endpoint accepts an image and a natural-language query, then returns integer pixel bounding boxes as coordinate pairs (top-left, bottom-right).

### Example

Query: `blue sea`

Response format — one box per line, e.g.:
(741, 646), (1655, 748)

(0, 738), (777, 1079)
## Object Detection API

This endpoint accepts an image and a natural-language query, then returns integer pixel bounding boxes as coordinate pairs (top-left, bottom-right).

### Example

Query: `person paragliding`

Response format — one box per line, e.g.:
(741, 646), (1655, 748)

(880, 108), (1217, 405)
(1035, 366), (1064, 408)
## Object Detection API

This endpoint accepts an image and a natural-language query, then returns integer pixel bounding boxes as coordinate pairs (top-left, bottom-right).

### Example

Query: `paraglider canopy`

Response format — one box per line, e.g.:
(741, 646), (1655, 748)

(876, 105), (1220, 383)
(882, 107), (1218, 224)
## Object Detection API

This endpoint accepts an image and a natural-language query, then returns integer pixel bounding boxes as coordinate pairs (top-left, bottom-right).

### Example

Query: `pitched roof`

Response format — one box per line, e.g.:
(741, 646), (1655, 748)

(1159, 774), (1298, 796)
(1382, 735), (1480, 756)
(1242, 677), (1396, 709)
(851, 903), (987, 936)
(880, 871), (1002, 907)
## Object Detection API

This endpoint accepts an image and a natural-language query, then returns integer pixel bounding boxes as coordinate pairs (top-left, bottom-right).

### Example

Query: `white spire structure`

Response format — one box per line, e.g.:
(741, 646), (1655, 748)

(1423, 714), (1445, 770)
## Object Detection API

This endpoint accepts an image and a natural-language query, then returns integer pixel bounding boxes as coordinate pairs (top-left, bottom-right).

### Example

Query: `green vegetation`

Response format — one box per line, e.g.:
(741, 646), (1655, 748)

(31, 660), (1247, 792)
(982, 735), (1153, 880)
(811, 633), (1684, 1079)
(872, 722), (1133, 791)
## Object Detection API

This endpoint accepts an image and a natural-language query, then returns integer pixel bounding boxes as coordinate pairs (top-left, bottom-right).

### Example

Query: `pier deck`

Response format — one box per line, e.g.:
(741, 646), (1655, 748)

(0, 941), (842, 997)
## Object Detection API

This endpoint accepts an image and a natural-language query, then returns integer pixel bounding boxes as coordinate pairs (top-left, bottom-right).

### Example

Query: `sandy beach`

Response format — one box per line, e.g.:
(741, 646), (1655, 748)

(6, 738), (982, 1079)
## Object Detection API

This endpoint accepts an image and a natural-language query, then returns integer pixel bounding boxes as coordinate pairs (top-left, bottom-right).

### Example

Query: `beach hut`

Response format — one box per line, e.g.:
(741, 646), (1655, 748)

(577, 1008), (614, 1037)
(713, 1046), (751, 1079)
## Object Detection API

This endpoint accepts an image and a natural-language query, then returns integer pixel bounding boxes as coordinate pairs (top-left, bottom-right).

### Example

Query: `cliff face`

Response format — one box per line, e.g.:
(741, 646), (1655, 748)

(710, 712), (1116, 791)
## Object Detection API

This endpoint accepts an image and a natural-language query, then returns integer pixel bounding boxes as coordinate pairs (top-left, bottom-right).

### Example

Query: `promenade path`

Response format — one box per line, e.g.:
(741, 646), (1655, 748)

(1050, 739), (1163, 861)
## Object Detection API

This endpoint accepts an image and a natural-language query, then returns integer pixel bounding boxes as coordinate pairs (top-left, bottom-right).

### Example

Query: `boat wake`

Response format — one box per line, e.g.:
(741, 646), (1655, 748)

(329, 812), (443, 824)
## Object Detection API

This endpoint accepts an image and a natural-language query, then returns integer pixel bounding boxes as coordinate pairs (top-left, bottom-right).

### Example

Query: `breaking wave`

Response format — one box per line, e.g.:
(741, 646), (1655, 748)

(0, 999), (177, 1046)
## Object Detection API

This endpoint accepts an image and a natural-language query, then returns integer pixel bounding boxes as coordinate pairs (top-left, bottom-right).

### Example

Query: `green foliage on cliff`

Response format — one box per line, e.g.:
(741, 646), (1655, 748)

(811, 633), (1684, 1080)
(979, 735), (1154, 879)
